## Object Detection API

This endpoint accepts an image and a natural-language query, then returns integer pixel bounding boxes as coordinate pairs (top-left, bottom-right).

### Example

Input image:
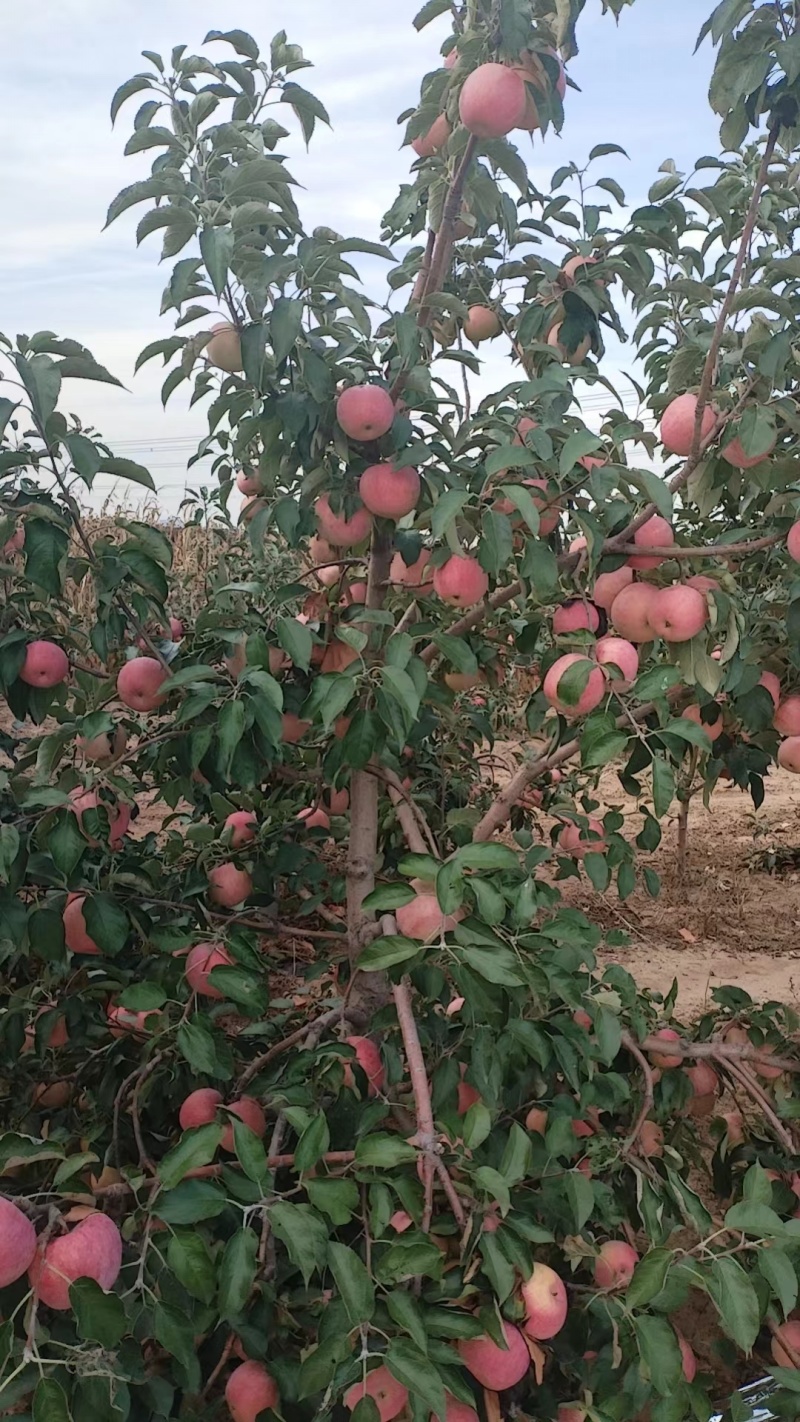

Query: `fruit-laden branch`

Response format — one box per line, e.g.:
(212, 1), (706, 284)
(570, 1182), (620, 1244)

(637, 1034), (800, 1074)
(472, 687), (684, 842)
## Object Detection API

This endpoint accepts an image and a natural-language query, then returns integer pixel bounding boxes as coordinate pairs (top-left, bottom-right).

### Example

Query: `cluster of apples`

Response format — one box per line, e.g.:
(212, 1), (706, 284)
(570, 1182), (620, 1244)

(0, 1196), (122, 1310)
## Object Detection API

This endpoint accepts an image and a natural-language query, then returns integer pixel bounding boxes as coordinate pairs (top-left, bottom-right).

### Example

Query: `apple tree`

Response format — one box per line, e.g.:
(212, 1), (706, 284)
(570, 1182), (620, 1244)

(5, 2), (800, 1419)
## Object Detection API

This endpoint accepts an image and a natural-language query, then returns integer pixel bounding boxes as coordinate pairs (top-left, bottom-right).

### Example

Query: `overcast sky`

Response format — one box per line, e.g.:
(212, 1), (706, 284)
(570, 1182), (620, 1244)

(0, 0), (718, 514)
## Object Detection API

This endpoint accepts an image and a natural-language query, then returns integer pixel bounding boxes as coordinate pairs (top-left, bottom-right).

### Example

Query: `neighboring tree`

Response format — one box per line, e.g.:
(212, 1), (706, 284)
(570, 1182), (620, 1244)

(5, 2), (800, 1418)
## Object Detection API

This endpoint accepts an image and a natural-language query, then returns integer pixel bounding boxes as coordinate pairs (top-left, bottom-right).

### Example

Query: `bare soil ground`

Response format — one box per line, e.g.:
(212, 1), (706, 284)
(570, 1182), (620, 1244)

(545, 761), (800, 1018)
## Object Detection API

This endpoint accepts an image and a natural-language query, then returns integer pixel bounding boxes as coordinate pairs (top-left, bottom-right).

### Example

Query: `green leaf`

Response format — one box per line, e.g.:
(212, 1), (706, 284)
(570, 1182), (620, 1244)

(306, 1178), (359, 1225)
(24, 518), (69, 595)
(635, 1315), (683, 1395)
(232, 1116), (269, 1183)
(736, 404), (777, 460)
(83, 894), (129, 957)
(217, 700), (247, 778)
(270, 1202), (329, 1285)
(71, 1278), (127, 1348)
(277, 615), (313, 671)
(627, 1248), (673, 1308)
(155, 1179), (227, 1223)
(589, 142), (629, 159)
(208, 967), (268, 1017)
(355, 1135), (417, 1168)
(565, 1171), (594, 1231)
(479, 509), (513, 577)
(176, 1018), (233, 1080)
(328, 1241), (375, 1325)
(204, 27), (260, 59)
(455, 843), (519, 872)
(56, 354), (123, 387)
(707, 1256), (761, 1351)
(398, 853), (441, 879)
(199, 225), (234, 298)
(485, 444), (535, 477)
(652, 756), (675, 817)
(560, 430), (604, 475)
(153, 1301), (199, 1374)
(413, 0), (451, 28)
(759, 1247), (798, 1319)
(64, 433), (102, 485)
(581, 719), (628, 769)
(435, 859), (465, 916)
(16, 353), (61, 427)
(386, 1339), (447, 1422)
(48, 812), (86, 878)
(499, 484), (540, 535)
(462, 1101), (492, 1150)
(0, 397), (18, 441)
(0, 825), (20, 883)
(33, 1379), (72, 1422)
(167, 1231), (216, 1304)
(295, 1113), (331, 1173)
(159, 1123), (223, 1189)
(111, 73), (153, 124)
(97, 456), (155, 491)
(280, 83), (331, 143)
(431, 489), (470, 540)
(358, 935), (421, 973)
(724, 1201), (785, 1235)
(381, 666), (421, 730)
(362, 884), (416, 911)
(218, 1228), (258, 1321)
(386, 1290), (428, 1351)
(459, 944), (524, 987)
(626, 467), (674, 520)
(270, 297), (304, 363)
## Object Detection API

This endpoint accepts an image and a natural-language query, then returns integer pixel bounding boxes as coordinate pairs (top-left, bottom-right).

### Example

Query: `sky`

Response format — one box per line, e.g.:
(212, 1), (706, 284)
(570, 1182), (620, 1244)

(0, 0), (721, 515)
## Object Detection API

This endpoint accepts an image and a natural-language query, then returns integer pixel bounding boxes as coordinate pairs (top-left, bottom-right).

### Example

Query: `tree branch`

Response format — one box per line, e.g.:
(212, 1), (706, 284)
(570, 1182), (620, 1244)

(689, 124), (780, 461)
(621, 1031), (655, 1154)
(472, 688), (683, 842)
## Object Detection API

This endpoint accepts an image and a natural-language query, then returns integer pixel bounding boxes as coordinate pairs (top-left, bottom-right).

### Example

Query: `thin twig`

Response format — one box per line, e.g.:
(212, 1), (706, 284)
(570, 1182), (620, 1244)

(237, 1006), (346, 1091)
(472, 687), (683, 841)
(621, 1031), (655, 1154)
(721, 1058), (796, 1154)
(690, 125), (780, 461)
